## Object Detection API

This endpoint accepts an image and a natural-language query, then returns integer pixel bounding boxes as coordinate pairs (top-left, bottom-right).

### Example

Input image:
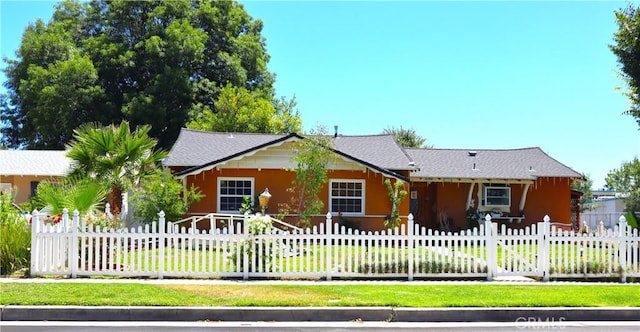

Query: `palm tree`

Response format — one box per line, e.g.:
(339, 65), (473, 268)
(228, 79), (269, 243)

(382, 126), (431, 148)
(34, 176), (108, 216)
(66, 122), (168, 214)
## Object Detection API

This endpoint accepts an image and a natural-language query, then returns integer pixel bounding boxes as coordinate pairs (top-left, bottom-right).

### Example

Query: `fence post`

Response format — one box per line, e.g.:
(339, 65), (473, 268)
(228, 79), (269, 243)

(540, 215), (551, 281)
(158, 211), (165, 280)
(243, 212), (249, 281)
(30, 209), (40, 277)
(70, 209), (79, 278)
(618, 215), (628, 283)
(325, 212), (332, 281)
(407, 213), (414, 281)
(484, 214), (494, 281)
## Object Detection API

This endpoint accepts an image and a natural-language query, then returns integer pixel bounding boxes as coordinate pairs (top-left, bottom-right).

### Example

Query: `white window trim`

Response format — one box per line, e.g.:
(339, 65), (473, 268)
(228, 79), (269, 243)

(484, 185), (511, 208)
(217, 177), (254, 214)
(329, 179), (365, 216)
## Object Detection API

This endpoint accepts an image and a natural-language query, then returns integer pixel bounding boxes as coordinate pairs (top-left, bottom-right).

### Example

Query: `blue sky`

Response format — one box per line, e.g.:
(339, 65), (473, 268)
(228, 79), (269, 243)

(1, 1), (639, 189)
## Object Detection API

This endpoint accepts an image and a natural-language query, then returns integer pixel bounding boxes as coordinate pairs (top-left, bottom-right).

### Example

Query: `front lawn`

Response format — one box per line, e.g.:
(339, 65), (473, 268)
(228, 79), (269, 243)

(1, 282), (638, 307)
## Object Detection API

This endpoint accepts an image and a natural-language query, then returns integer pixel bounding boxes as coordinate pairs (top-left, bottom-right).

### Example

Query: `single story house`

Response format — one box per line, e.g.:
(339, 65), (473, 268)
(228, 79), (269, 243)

(164, 128), (583, 231)
(0, 150), (71, 204)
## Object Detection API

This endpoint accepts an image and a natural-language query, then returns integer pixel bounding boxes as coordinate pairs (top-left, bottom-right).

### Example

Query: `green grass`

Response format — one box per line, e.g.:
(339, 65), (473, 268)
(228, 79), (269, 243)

(1, 283), (638, 307)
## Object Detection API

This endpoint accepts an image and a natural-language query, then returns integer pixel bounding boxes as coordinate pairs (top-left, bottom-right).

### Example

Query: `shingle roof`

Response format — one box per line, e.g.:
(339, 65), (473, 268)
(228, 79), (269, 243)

(332, 134), (414, 171)
(165, 129), (580, 182)
(163, 129), (293, 167)
(164, 129), (413, 179)
(405, 147), (581, 180)
(0, 150), (71, 176)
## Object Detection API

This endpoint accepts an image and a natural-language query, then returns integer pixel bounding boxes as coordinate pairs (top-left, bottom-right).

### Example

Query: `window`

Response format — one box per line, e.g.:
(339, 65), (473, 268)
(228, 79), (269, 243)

(30, 181), (40, 198)
(330, 180), (365, 215)
(218, 178), (254, 213)
(485, 186), (510, 207)
(0, 183), (12, 194)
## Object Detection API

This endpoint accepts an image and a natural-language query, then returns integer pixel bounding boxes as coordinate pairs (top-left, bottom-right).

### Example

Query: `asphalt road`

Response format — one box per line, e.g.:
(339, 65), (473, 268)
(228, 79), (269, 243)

(3, 321), (640, 332)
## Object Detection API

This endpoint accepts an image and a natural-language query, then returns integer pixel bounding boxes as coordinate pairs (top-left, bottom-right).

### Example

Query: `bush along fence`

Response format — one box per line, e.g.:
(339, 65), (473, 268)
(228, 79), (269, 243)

(30, 209), (640, 282)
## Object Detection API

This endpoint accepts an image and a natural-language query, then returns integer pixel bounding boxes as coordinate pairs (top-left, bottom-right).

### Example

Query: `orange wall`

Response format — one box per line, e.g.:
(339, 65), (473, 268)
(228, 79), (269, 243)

(522, 177), (573, 226)
(183, 168), (410, 231)
(0, 175), (62, 204)
(433, 182), (470, 231)
(417, 177), (574, 230)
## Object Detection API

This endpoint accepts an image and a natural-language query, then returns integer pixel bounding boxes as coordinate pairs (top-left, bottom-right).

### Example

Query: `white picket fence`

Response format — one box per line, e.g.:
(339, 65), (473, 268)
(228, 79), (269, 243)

(30, 210), (640, 282)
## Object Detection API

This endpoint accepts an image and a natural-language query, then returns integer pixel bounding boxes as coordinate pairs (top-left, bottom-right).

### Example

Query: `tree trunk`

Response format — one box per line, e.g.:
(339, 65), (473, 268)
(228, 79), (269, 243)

(107, 185), (123, 216)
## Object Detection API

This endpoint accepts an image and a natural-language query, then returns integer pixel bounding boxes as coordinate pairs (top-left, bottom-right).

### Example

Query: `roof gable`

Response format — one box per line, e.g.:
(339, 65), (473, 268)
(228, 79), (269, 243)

(165, 129), (413, 180)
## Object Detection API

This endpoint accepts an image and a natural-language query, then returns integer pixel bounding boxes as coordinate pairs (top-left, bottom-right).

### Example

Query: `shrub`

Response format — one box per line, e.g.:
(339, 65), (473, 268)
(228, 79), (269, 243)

(229, 214), (279, 272)
(357, 259), (487, 274)
(0, 192), (31, 275)
(383, 179), (407, 228)
(130, 169), (203, 223)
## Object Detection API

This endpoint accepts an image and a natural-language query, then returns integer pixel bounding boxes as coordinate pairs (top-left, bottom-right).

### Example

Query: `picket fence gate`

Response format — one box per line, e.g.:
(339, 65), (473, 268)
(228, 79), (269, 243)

(30, 209), (640, 282)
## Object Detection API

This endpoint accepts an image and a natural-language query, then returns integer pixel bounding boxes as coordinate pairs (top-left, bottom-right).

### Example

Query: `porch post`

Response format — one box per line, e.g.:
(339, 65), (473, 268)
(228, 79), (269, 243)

(466, 182), (476, 209)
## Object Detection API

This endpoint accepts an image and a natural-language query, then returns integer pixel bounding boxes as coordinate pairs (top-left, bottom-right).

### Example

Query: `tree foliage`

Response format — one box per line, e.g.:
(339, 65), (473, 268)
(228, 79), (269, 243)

(186, 84), (301, 134)
(130, 169), (202, 223)
(65, 121), (167, 213)
(382, 126), (430, 148)
(610, 4), (640, 129)
(383, 179), (408, 228)
(287, 126), (336, 226)
(33, 176), (108, 216)
(0, 191), (31, 275)
(1, 0), (299, 149)
(570, 173), (594, 212)
(605, 157), (640, 214)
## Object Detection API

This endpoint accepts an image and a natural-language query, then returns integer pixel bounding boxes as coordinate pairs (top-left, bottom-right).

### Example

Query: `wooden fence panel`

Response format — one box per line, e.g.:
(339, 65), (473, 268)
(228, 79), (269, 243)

(30, 210), (640, 281)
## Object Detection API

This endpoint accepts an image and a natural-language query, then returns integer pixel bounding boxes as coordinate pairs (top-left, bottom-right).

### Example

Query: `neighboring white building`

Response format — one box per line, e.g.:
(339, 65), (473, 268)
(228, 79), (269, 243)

(582, 190), (626, 230)
(0, 150), (71, 204)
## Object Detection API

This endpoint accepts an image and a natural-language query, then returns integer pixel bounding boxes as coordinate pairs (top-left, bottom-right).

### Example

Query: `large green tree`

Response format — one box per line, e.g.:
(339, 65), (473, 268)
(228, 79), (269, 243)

(611, 4), (640, 129)
(186, 84), (301, 134)
(605, 157), (640, 215)
(1, 0), (299, 149)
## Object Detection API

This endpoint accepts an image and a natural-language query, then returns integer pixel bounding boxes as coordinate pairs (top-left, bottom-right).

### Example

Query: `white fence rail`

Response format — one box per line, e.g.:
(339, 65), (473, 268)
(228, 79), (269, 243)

(30, 210), (640, 281)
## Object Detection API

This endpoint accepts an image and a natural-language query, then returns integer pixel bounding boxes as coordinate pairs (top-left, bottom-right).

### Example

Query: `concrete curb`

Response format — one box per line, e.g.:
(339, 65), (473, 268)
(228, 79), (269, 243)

(2, 306), (639, 322)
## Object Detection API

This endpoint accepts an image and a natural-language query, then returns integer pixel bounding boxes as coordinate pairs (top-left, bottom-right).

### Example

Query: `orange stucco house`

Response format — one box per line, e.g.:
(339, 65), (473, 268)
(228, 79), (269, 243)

(0, 150), (71, 204)
(164, 128), (582, 231)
